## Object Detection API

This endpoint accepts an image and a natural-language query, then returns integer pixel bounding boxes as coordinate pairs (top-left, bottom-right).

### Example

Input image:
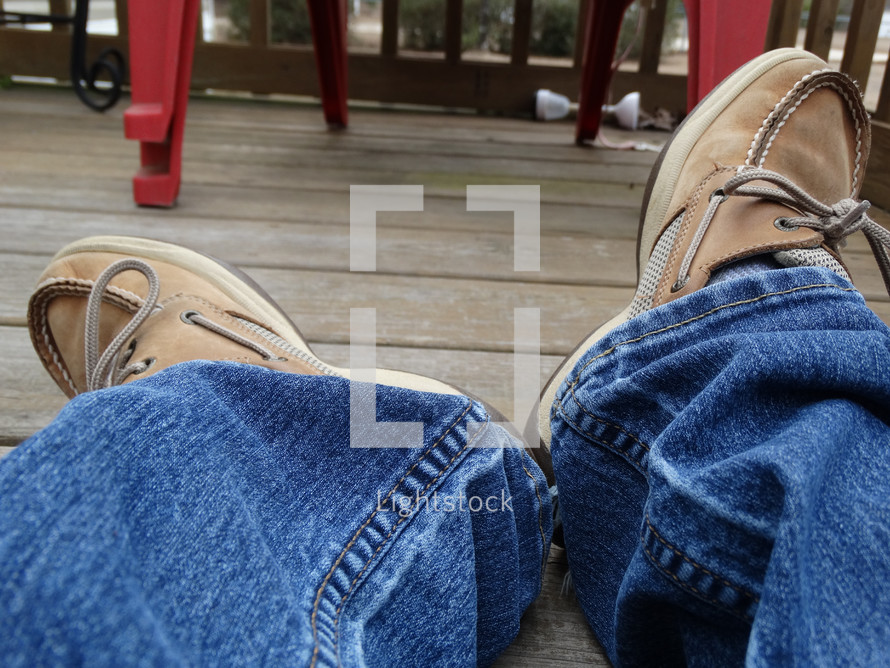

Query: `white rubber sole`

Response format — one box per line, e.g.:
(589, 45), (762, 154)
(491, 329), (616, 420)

(537, 48), (827, 451)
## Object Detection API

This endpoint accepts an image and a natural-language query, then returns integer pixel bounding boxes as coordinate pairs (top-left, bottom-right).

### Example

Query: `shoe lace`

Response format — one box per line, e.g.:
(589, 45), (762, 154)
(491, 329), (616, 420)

(84, 258), (285, 391)
(673, 167), (890, 296)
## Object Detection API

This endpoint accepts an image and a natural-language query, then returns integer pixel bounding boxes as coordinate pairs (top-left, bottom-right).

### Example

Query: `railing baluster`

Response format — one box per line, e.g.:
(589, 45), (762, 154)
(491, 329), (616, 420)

(573, 0), (590, 68)
(840, 0), (883, 94)
(381, 0), (398, 56)
(249, 0), (269, 46)
(445, 0), (462, 63)
(195, 0), (205, 43)
(874, 45), (890, 121)
(803, 0), (839, 60)
(113, 0), (128, 35)
(640, 0), (668, 75)
(48, 0), (70, 32)
(764, 0), (804, 50)
(511, 0), (532, 66)
(875, 45), (890, 121)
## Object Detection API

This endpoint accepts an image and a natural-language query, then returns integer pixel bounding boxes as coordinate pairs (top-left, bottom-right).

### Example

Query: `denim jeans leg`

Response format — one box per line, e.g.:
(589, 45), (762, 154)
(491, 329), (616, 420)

(0, 362), (551, 667)
(551, 267), (890, 667)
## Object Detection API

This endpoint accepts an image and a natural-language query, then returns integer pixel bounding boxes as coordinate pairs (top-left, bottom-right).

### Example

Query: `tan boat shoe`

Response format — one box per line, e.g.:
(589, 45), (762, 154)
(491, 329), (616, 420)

(28, 236), (554, 479)
(27, 236), (466, 399)
(538, 47), (890, 450)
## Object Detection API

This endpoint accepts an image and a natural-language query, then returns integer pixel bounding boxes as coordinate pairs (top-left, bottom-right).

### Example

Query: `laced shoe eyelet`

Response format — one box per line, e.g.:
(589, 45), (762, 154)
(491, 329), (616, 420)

(671, 275), (690, 293)
(132, 357), (156, 375)
(710, 188), (728, 203)
(774, 217), (799, 232)
(180, 310), (201, 324)
(121, 339), (138, 364)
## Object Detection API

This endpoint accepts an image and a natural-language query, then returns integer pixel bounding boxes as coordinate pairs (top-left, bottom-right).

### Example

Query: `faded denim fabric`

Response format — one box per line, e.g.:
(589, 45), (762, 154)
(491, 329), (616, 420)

(551, 267), (890, 667)
(0, 365), (551, 667)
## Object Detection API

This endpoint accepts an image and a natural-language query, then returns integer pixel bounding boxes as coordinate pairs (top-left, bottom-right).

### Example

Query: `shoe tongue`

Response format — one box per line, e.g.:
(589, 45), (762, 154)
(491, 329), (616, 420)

(629, 213), (686, 319)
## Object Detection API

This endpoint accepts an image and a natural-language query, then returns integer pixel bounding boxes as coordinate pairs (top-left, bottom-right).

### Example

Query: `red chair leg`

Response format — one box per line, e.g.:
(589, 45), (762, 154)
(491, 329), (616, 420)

(306, 0), (349, 128)
(575, 0), (636, 144)
(686, 0), (771, 111)
(123, 0), (200, 207)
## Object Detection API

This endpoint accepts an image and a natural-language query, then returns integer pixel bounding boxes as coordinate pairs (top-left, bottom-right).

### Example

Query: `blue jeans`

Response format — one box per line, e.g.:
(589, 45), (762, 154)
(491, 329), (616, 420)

(5, 267), (890, 666)
(551, 267), (890, 666)
(0, 368), (551, 666)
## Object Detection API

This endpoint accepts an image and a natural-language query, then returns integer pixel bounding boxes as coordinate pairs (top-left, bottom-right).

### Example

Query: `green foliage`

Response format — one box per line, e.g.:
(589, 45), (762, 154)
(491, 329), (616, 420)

(530, 0), (577, 57)
(462, 0), (514, 53)
(228, 0), (313, 45)
(399, 0), (447, 50)
(399, 0), (687, 58)
(617, 0), (686, 60)
(401, 0), (578, 57)
(227, 0), (689, 58)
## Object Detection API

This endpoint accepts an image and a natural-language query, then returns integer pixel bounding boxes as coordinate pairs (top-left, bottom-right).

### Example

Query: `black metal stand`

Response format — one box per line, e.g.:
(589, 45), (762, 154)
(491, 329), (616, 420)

(1, 0), (125, 112)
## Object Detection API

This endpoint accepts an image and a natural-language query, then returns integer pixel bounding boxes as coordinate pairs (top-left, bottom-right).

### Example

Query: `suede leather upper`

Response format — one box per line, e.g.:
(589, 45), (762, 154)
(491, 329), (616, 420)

(29, 251), (324, 398)
(644, 57), (870, 309)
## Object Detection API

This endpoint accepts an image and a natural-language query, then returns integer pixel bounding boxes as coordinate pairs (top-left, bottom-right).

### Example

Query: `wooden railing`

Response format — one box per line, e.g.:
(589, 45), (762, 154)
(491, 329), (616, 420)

(0, 0), (687, 113)
(762, 0), (890, 207)
(1, 0), (889, 203)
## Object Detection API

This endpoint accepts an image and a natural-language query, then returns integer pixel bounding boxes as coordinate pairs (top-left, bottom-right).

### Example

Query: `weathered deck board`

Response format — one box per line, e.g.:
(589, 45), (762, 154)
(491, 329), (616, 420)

(3, 84), (890, 667)
(3, 208), (888, 296)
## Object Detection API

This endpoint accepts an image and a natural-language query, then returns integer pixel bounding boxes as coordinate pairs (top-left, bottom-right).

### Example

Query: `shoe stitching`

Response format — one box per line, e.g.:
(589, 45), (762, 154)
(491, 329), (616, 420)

(748, 70), (864, 195)
(654, 167), (736, 306)
(34, 276), (147, 307)
(759, 79), (863, 194)
(329, 402), (484, 666)
(746, 68), (830, 167)
(166, 294), (291, 357)
(310, 400), (473, 667)
(35, 290), (76, 394)
(31, 280), (144, 395)
(642, 512), (759, 620)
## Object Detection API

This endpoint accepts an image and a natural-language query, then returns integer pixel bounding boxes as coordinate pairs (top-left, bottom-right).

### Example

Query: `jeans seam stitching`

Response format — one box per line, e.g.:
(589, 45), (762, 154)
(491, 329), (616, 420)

(518, 451), (549, 579)
(568, 283), (855, 388)
(567, 382), (650, 453)
(309, 399), (475, 667)
(642, 512), (759, 618)
(553, 398), (650, 473)
(559, 283), (854, 463)
(331, 406), (486, 661)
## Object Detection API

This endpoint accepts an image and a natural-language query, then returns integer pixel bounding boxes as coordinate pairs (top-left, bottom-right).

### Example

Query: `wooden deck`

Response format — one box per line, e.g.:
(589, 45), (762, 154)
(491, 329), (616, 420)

(3, 84), (890, 665)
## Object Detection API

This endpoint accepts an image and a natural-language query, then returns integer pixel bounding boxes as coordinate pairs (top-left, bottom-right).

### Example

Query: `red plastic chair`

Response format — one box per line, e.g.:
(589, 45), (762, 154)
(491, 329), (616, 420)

(575, 0), (636, 145)
(575, 0), (772, 145)
(124, 0), (349, 207)
(684, 0), (772, 112)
